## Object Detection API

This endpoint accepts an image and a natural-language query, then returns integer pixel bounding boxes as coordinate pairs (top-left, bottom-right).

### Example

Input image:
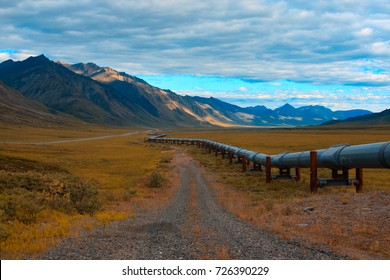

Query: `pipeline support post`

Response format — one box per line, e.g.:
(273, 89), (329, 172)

(266, 156), (272, 183)
(221, 149), (226, 159)
(242, 156), (248, 172)
(355, 168), (364, 193)
(310, 150), (318, 193)
(215, 147), (219, 157)
(228, 151), (233, 164)
(295, 168), (301, 182)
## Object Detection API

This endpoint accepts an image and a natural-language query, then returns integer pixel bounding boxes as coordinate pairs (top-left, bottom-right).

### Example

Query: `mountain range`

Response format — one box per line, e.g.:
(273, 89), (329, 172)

(322, 109), (390, 127)
(0, 55), (377, 128)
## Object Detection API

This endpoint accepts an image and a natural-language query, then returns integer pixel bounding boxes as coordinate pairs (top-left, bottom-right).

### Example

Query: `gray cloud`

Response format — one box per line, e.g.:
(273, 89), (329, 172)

(1, 0), (390, 87)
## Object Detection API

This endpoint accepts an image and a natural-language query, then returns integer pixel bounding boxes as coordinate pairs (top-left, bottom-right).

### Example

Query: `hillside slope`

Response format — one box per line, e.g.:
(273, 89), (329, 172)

(0, 81), (79, 127)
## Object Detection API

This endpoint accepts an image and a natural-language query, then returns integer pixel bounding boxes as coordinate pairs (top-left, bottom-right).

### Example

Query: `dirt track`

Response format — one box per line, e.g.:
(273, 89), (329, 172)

(0, 131), (139, 145)
(44, 149), (343, 259)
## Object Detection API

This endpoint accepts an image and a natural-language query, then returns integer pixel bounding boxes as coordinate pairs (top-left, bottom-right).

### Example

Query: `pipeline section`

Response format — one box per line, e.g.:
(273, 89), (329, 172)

(148, 137), (390, 170)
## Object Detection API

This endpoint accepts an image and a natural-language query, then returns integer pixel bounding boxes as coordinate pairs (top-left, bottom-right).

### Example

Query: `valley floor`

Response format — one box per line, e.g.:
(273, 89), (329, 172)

(1, 126), (388, 259)
(43, 148), (343, 260)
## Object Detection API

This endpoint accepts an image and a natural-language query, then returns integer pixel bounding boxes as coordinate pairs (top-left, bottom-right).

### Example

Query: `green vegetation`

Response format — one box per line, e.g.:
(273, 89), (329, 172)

(0, 156), (101, 221)
(0, 125), (172, 258)
(147, 171), (165, 188)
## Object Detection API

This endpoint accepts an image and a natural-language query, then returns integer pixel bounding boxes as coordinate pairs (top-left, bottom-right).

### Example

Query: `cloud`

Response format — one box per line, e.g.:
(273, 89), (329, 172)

(0, 49), (38, 61)
(1, 0), (390, 111)
(355, 27), (374, 37)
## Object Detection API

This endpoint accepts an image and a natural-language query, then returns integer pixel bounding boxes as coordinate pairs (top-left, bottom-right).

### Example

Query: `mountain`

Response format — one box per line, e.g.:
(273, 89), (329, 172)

(0, 55), (137, 125)
(0, 55), (373, 128)
(61, 62), (244, 127)
(322, 109), (390, 126)
(63, 61), (373, 127)
(333, 109), (372, 120)
(270, 103), (371, 126)
(0, 81), (78, 127)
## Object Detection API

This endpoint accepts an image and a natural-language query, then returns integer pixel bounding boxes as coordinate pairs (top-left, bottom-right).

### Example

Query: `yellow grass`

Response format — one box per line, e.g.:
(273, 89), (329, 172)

(169, 127), (390, 259)
(0, 210), (83, 259)
(1, 125), (389, 259)
(0, 124), (173, 258)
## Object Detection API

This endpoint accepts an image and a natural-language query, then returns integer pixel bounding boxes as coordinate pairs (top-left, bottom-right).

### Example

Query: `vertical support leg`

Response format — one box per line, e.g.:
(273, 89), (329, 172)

(310, 150), (318, 193)
(355, 168), (364, 193)
(215, 147), (218, 157)
(266, 156), (272, 183)
(242, 156), (247, 172)
(221, 149), (225, 159)
(228, 151), (233, 164)
(331, 168), (338, 179)
(208, 145), (211, 154)
(295, 168), (301, 182)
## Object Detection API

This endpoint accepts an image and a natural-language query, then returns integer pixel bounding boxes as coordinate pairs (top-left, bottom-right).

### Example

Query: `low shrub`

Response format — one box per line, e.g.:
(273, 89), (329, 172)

(65, 177), (101, 215)
(147, 171), (164, 188)
(0, 188), (43, 224)
(124, 186), (137, 201)
(160, 155), (173, 164)
(0, 156), (102, 227)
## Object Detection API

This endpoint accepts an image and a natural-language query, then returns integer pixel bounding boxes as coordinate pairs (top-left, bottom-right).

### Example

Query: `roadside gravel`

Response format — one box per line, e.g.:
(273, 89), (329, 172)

(44, 150), (344, 259)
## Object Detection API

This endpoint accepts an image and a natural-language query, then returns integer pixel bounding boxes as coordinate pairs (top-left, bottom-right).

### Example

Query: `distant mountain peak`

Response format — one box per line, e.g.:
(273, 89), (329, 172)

(27, 54), (49, 62)
(61, 62), (148, 86)
(278, 103), (295, 109)
(1, 59), (14, 63)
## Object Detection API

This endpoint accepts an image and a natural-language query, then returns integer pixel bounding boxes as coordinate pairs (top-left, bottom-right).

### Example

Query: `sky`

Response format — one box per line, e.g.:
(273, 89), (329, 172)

(1, 0), (390, 112)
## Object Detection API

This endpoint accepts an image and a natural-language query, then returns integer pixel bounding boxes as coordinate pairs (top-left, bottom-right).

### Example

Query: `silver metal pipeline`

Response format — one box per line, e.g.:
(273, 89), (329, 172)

(271, 142), (390, 169)
(148, 137), (390, 169)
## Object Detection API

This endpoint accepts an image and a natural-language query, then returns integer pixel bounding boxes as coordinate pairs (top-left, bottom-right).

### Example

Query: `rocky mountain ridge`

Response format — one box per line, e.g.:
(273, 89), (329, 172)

(0, 55), (374, 127)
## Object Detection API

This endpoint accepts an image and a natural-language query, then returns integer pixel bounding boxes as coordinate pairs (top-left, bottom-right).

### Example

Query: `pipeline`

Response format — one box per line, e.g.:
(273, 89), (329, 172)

(147, 137), (390, 192)
(148, 137), (390, 169)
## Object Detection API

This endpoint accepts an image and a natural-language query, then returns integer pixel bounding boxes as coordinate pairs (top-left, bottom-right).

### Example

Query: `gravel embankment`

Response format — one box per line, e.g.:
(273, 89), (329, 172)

(44, 151), (344, 260)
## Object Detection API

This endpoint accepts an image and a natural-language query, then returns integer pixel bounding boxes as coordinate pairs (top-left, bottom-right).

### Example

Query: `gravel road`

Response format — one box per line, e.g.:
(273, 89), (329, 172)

(0, 132), (139, 145)
(44, 150), (344, 260)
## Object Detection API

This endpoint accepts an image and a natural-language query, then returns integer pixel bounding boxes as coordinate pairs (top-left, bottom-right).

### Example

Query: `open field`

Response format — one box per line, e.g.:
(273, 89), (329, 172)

(1, 125), (389, 259)
(168, 128), (390, 259)
(0, 125), (173, 258)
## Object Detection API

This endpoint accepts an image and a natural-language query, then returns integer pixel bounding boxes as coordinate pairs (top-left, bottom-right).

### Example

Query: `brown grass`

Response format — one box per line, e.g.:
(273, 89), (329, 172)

(0, 124), (176, 258)
(175, 128), (390, 259)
